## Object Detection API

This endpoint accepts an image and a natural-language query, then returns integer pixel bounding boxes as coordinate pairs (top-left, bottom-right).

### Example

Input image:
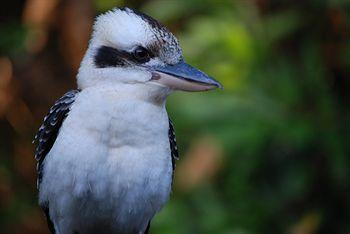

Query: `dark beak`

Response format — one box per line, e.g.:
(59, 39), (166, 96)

(150, 60), (223, 91)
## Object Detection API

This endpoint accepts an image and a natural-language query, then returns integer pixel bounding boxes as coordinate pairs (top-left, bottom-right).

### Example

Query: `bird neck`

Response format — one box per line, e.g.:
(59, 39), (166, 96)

(81, 83), (170, 107)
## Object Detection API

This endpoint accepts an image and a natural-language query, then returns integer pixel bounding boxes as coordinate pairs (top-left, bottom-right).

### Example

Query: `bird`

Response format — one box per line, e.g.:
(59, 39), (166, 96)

(33, 7), (222, 234)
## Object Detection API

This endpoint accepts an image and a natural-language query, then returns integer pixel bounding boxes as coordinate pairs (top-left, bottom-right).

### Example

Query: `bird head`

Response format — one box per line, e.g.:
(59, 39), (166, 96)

(77, 7), (222, 96)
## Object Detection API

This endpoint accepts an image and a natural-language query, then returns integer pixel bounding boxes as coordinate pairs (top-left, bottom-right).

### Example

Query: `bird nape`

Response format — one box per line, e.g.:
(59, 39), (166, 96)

(33, 7), (222, 234)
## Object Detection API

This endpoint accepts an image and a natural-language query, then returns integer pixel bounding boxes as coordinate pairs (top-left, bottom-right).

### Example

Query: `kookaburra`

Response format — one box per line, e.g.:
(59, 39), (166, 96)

(34, 7), (222, 234)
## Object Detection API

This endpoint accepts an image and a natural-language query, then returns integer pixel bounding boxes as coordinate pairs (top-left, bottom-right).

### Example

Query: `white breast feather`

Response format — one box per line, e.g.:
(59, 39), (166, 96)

(39, 85), (173, 233)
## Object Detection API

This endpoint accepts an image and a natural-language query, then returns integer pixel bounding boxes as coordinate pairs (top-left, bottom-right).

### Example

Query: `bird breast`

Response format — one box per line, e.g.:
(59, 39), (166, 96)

(39, 85), (173, 232)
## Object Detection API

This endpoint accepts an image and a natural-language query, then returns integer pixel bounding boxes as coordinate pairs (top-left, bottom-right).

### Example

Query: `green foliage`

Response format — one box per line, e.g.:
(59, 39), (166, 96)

(0, 21), (27, 56)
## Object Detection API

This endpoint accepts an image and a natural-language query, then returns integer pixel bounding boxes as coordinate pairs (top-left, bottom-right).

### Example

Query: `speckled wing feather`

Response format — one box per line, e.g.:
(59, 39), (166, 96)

(33, 90), (79, 234)
(168, 118), (179, 171)
(142, 119), (178, 234)
(33, 90), (80, 188)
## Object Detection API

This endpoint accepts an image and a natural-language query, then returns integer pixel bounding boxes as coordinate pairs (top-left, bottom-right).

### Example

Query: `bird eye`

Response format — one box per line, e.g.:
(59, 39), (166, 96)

(133, 47), (150, 62)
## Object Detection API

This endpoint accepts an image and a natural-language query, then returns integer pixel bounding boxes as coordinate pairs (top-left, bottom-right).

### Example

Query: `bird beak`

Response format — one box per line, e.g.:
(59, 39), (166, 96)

(150, 60), (223, 91)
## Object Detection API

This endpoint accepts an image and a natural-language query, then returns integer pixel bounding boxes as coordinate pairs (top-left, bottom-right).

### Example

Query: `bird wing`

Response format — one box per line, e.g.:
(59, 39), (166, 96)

(144, 119), (178, 233)
(34, 89), (80, 187)
(168, 118), (179, 172)
(33, 90), (79, 233)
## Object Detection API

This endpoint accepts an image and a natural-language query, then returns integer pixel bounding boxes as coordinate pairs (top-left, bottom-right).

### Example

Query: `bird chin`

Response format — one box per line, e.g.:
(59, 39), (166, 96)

(150, 72), (218, 92)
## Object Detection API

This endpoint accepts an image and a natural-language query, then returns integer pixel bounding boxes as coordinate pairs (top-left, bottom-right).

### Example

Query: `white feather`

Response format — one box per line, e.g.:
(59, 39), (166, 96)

(39, 83), (173, 233)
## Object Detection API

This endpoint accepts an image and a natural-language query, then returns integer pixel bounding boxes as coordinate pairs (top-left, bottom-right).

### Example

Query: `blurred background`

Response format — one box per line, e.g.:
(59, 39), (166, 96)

(1, 0), (350, 233)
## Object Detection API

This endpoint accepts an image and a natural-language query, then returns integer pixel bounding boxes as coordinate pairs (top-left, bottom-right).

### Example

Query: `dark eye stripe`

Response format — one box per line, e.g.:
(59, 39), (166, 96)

(94, 46), (155, 68)
(94, 46), (129, 68)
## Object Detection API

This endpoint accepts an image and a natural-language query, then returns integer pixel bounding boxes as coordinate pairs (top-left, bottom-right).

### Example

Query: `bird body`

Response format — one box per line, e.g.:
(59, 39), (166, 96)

(34, 7), (221, 234)
(39, 84), (172, 233)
